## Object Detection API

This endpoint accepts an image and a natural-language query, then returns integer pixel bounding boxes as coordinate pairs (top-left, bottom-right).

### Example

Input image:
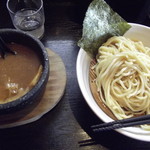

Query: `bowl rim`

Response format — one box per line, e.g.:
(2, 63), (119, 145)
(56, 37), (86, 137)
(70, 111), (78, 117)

(76, 23), (150, 141)
(0, 28), (49, 111)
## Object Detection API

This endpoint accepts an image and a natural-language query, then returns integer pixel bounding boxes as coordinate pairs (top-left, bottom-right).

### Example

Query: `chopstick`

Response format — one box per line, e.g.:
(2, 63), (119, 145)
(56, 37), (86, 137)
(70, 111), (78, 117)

(91, 114), (150, 132)
(0, 36), (17, 58)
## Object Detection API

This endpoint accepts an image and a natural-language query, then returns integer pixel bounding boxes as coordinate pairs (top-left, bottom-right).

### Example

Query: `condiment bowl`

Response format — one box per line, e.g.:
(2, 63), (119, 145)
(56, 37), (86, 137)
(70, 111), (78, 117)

(0, 29), (49, 114)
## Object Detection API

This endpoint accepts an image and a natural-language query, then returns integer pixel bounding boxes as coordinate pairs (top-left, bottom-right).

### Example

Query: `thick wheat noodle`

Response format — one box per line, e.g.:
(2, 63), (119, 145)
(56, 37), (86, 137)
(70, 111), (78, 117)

(94, 36), (150, 130)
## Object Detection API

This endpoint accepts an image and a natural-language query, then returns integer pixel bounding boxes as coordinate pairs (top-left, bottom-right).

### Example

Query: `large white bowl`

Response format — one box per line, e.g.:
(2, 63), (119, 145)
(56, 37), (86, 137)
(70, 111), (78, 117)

(76, 23), (150, 141)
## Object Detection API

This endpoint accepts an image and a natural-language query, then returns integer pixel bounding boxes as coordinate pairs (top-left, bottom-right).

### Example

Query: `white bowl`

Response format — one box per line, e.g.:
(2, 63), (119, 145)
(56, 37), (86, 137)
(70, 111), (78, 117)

(76, 23), (150, 141)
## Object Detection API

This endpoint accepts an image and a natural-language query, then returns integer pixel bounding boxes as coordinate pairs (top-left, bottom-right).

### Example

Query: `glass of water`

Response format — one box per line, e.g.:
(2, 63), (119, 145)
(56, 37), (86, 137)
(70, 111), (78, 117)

(6, 0), (45, 39)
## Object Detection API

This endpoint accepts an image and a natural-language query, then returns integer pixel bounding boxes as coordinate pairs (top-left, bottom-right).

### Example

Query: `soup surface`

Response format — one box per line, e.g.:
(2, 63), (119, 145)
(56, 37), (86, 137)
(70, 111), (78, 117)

(0, 43), (42, 104)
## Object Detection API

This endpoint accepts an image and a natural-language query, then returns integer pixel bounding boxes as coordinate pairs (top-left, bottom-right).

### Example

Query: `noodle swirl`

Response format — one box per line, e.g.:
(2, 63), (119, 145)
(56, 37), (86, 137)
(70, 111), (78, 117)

(94, 36), (150, 130)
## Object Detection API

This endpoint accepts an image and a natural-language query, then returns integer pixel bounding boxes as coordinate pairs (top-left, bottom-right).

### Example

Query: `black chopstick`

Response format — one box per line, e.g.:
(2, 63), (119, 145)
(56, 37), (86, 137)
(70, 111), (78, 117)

(0, 36), (17, 58)
(91, 114), (150, 132)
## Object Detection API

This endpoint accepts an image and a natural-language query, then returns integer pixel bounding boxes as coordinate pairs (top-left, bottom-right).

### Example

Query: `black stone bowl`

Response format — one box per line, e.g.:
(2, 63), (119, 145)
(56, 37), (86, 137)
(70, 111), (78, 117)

(0, 29), (49, 115)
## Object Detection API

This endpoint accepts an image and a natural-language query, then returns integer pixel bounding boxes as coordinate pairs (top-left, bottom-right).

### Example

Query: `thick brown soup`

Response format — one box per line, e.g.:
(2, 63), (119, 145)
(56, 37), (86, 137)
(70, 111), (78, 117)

(0, 43), (42, 104)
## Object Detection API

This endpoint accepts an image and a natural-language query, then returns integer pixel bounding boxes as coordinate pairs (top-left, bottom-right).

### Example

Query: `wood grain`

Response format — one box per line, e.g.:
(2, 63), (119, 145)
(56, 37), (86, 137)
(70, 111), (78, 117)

(0, 49), (67, 128)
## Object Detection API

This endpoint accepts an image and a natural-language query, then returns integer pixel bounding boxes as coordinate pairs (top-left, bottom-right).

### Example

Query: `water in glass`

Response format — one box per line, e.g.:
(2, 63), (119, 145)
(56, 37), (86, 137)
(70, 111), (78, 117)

(14, 9), (44, 39)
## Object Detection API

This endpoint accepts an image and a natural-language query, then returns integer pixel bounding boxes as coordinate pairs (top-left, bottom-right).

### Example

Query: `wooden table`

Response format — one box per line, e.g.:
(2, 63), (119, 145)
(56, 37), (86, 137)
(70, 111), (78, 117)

(0, 0), (150, 150)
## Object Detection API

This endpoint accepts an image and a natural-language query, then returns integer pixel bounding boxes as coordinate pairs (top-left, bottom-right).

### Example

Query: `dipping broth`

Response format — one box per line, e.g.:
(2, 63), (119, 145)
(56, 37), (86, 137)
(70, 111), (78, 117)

(0, 43), (42, 104)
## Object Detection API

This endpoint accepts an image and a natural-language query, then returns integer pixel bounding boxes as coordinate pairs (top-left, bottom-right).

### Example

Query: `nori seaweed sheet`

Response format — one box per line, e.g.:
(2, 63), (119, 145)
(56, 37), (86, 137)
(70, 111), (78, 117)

(78, 0), (131, 58)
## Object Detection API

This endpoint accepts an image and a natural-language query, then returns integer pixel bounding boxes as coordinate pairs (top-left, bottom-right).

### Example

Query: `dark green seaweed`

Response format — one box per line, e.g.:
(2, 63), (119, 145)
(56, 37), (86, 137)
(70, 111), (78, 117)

(78, 0), (131, 58)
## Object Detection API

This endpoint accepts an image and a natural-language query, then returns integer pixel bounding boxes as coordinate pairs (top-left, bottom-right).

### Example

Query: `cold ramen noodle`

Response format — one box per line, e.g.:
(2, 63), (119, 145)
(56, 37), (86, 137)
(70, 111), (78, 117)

(0, 43), (42, 104)
(91, 36), (150, 130)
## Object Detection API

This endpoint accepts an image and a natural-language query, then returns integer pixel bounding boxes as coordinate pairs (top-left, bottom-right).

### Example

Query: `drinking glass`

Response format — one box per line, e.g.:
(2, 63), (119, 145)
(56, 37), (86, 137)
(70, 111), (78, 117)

(6, 0), (45, 39)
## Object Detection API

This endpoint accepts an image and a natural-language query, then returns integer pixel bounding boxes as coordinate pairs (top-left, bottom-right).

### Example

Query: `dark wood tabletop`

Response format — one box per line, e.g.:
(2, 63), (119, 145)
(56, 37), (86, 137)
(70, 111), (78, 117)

(0, 0), (150, 150)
